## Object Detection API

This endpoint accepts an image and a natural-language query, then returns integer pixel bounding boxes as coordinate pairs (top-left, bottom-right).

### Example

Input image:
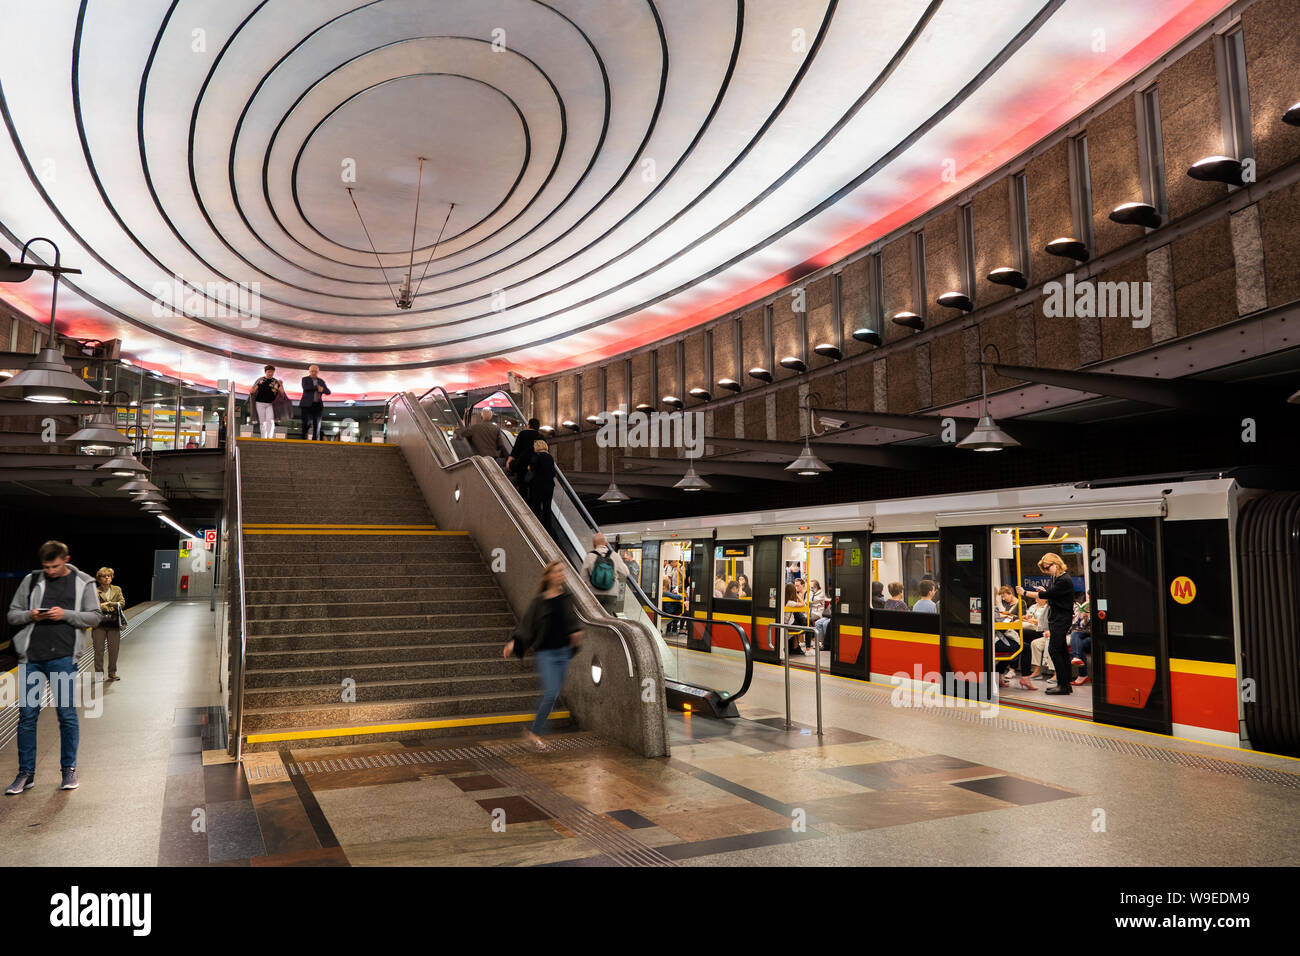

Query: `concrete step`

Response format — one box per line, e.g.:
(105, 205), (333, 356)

(245, 671), (540, 708)
(241, 536), (473, 555)
(245, 616), (514, 641)
(242, 689), (540, 731)
(247, 641), (506, 668)
(244, 599), (508, 622)
(245, 654), (524, 687)
(239, 711), (570, 752)
(244, 585), (504, 605)
(243, 572), (496, 591)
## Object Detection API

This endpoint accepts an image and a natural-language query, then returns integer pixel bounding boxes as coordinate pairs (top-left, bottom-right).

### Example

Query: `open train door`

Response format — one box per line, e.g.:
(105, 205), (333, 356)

(1089, 518), (1172, 734)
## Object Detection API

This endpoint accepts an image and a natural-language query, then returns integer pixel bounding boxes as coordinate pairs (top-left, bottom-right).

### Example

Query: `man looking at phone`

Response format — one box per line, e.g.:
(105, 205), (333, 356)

(5, 541), (102, 795)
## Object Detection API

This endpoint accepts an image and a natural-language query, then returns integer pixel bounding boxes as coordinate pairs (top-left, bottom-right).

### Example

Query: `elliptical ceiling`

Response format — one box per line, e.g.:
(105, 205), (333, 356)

(0, 0), (1223, 395)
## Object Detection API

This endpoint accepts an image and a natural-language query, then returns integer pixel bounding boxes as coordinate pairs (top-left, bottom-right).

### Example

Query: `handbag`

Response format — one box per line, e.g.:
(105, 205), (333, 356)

(113, 603), (129, 629)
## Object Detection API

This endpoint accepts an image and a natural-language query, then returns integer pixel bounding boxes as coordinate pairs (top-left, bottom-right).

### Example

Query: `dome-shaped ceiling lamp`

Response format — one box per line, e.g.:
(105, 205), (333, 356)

(584, 413), (605, 425)
(1045, 237), (1089, 261)
(688, 386), (712, 401)
(716, 378), (742, 392)
(1285, 102), (1300, 126)
(1187, 155), (1243, 185)
(1108, 201), (1162, 229)
(852, 328), (883, 346)
(957, 345), (1021, 452)
(98, 452), (149, 478)
(674, 462), (711, 492)
(661, 395), (684, 410)
(538, 424), (556, 436)
(891, 311), (925, 332)
(812, 343), (842, 361)
(634, 402), (654, 413)
(67, 407), (133, 454)
(598, 457), (630, 503)
(347, 158), (455, 310)
(117, 477), (159, 494)
(786, 391), (830, 476)
(936, 291), (973, 313)
(779, 356), (807, 374)
(0, 240), (100, 405)
(747, 367), (773, 384)
(561, 420), (580, 433)
(987, 267), (1028, 290)
(133, 491), (166, 503)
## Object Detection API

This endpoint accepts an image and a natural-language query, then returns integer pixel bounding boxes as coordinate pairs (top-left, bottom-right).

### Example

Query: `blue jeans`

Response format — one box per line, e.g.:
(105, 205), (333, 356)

(16, 656), (80, 773)
(1069, 631), (1091, 676)
(532, 647), (572, 735)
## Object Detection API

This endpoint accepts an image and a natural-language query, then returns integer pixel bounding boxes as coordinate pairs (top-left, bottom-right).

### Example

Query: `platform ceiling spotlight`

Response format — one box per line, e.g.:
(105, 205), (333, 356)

(634, 402), (654, 413)
(747, 367), (773, 384)
(67, 405), (133, 454)
(598, 457), (630, 503)
(936, 291), (973, 313)
(957, 344), (1021, 452)
(812, 343), (842, 361)
(1108, 201), (1162, 229)
(986, 266), (1028, 290)
(716, 378), (742, 393)
(786, 390), (830, 476)
(117, 477), (159, 494)
(346, 157), (455, 310)
(1045, 237), (1090, 261)
(0, 239), (98, 404)
(1285, 102), (1300, 126)
(674, 461), (711, 492)
(561, 420), (581, 433)
(661, 395), (684, 409)
(688, 386), (713, 401)
(584, 413), (605, 425)
(891, 311), (925, 332)
(779, 356), (808, 374)
(1187, 155), (1244, 185)
(538, 424), (556, 436)
(99, 452), (149, 477)
(851, 328), (883, 346)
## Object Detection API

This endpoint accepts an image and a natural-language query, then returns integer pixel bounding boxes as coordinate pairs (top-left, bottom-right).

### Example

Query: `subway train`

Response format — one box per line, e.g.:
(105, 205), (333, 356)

(604, 474), (1300, 757)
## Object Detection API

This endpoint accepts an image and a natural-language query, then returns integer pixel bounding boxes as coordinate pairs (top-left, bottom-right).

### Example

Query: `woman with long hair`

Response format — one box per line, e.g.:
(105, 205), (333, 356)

(503, 560), (582, 749)
(782, 581), (809, 656)
(1017, 552), (1077, 695)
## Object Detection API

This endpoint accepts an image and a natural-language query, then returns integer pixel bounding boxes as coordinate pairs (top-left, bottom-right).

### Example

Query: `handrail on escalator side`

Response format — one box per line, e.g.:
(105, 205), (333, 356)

(223, 385), (249, 759)
(644, 605), (753, 703)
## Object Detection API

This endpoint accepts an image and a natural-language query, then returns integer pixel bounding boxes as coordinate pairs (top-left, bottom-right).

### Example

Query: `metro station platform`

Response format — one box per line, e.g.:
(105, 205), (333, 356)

(2, 599), (1295, 868)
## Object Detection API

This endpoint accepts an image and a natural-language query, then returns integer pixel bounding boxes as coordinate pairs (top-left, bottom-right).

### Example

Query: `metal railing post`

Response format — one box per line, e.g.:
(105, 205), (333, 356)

(783, 626), (792, 731)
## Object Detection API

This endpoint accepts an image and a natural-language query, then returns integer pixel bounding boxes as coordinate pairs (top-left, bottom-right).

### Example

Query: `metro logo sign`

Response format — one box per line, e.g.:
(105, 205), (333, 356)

(1169, 576), (1196, 605)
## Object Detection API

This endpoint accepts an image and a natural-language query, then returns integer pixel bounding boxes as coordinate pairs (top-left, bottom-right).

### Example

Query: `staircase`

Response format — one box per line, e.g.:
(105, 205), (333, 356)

(235, 438), (561, 751)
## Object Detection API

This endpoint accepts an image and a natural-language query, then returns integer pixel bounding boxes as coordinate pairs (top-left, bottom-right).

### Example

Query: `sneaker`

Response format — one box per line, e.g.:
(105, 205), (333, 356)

(4, 772), (34, 795)
(60, 768), (78, 791)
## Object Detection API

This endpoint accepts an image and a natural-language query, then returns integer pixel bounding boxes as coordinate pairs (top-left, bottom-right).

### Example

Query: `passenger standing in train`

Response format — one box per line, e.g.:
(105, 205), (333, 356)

(1018, 552), (1076, 695)
(503, 560), (582, 751)
(250, 365), (285, 439)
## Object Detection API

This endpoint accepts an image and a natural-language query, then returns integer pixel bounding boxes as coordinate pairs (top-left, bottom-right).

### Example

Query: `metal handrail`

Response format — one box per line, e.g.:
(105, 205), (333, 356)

(223, 384), (249, 759)
(640, 605), (753, 703)
(768, 623), (822, 735)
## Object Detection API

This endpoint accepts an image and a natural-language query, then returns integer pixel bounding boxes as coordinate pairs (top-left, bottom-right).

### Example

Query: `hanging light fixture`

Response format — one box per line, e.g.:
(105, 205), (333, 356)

(786, 390), (830, 476)
(957, 344), (1021, 452)
(598, 456), (630, 502)
(661, 395), (684, 409)
(891, 311), (925, 331)
(779, 356), (807, 373)
(347, 158), (455, 310)
(67, 406), (133, 453)
(674, 461), (710, 492)
(0, 241), (99, 404)
(98, 453), (149, 477)
(747, 367), (772, 384)
(117, 478), (160, 494)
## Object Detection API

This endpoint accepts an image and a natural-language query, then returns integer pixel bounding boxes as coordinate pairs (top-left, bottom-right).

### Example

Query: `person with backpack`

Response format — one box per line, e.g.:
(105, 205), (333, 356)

(581, 532), (629, 615)
(503, 560), (582, 751)
(5, 541), (103, 795)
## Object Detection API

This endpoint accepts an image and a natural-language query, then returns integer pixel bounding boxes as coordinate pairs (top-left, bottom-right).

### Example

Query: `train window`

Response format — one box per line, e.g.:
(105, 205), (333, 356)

(713, 544), (753, 600)
(871, 537), (941, 613)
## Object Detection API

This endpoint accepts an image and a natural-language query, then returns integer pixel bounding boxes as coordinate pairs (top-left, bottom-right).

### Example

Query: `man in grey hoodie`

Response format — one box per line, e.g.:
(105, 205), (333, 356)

(5, 540), (102, 795)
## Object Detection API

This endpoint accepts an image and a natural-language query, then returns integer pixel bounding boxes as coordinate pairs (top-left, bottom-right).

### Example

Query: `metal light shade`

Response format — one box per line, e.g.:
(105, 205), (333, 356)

(747, 367), (772, 383)
(141, 504), (168, 513)
(786, 440), (830, 475)
(779, 356), (807, 374)
(538, 425), (556, 435)
(1285, 102), (1300, 126)
(852, 328), (882, 346)
(585, 414), (604, 424)
(987, 267), (1028, 290)
(0, 347), (101, 403)
(1109, 202), (1162, 229)
(561, 420), (580, 432)
(716, 378), (742, 392)
(956, 413), (1021, 451)
(598, 480), (630, 503)
(891, 311), (925, 331)
(812, 343), (842, 361)
(674, 462), (711, 492)
(0, 249), (35, 282)
(67, 408), (132, 450)
(117, 478), (159, 493)
(661, 396), (683, 409)
(937, 291), (973, 312)
(1187, 155), (1243, 185)
(689, 387), (712, 400)
(133, 492), (166, 503)
(97, 454), (149, 477)
(1045, 237), (1089, 261)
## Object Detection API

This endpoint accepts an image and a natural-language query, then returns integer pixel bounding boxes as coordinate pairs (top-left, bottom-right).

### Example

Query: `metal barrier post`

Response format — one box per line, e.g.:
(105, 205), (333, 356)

(813, 626), (823, 737)
(782, 626), (792, 731)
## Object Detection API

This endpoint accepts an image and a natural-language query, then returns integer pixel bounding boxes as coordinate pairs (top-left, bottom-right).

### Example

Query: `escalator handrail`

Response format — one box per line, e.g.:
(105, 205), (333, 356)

(640, 605), (752, 702)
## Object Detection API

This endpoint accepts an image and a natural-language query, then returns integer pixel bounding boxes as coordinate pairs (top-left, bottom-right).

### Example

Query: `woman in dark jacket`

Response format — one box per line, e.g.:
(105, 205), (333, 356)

(1017, 552), (1077, 695)
(503, 560), (582, 750)
(527, 439), (557, 534)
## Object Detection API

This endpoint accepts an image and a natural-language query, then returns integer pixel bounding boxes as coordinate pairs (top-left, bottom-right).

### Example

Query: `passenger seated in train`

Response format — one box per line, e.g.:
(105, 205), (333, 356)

(871, 580), (885, 609)
(782, 582), (810, 656)
(814, 601), (832, 650)
(1069, 593), (1091, 685)
(881, 582), (909, 611)
(713, 575), (726, 598)
(723, 580), (741, 599)
(995, 585), (1019, 622)
(736, 574), (752, 597)
(913, 581), (938, 613)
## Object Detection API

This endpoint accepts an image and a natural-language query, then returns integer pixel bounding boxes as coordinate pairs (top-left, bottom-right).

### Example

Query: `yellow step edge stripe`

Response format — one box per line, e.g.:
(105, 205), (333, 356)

(244, 530), (464, 536)
(245, 711), (571, 743)
(237, 437), (396, 447)
(244, 524), (439, 530)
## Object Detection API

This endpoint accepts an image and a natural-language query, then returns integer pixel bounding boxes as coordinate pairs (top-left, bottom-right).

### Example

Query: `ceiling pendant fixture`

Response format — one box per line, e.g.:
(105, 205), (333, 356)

(347, 158), (455, 310)
(674, 461), (710, 492)
(0, 238), (99, 404)
(786, 391), (830, 476)
(97, 452), (149, 478)
(598, 457), (630, 503)
(67, 406), (133, 453)
(957, 344), (1021, 452)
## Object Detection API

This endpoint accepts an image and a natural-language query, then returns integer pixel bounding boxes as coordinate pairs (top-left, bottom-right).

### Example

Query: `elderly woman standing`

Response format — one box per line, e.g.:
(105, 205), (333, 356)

(92, 567), (124, 682)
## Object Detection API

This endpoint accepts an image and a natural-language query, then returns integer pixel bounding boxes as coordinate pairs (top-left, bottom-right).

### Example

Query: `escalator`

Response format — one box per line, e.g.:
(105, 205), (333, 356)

(412, 386), (753, 717)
